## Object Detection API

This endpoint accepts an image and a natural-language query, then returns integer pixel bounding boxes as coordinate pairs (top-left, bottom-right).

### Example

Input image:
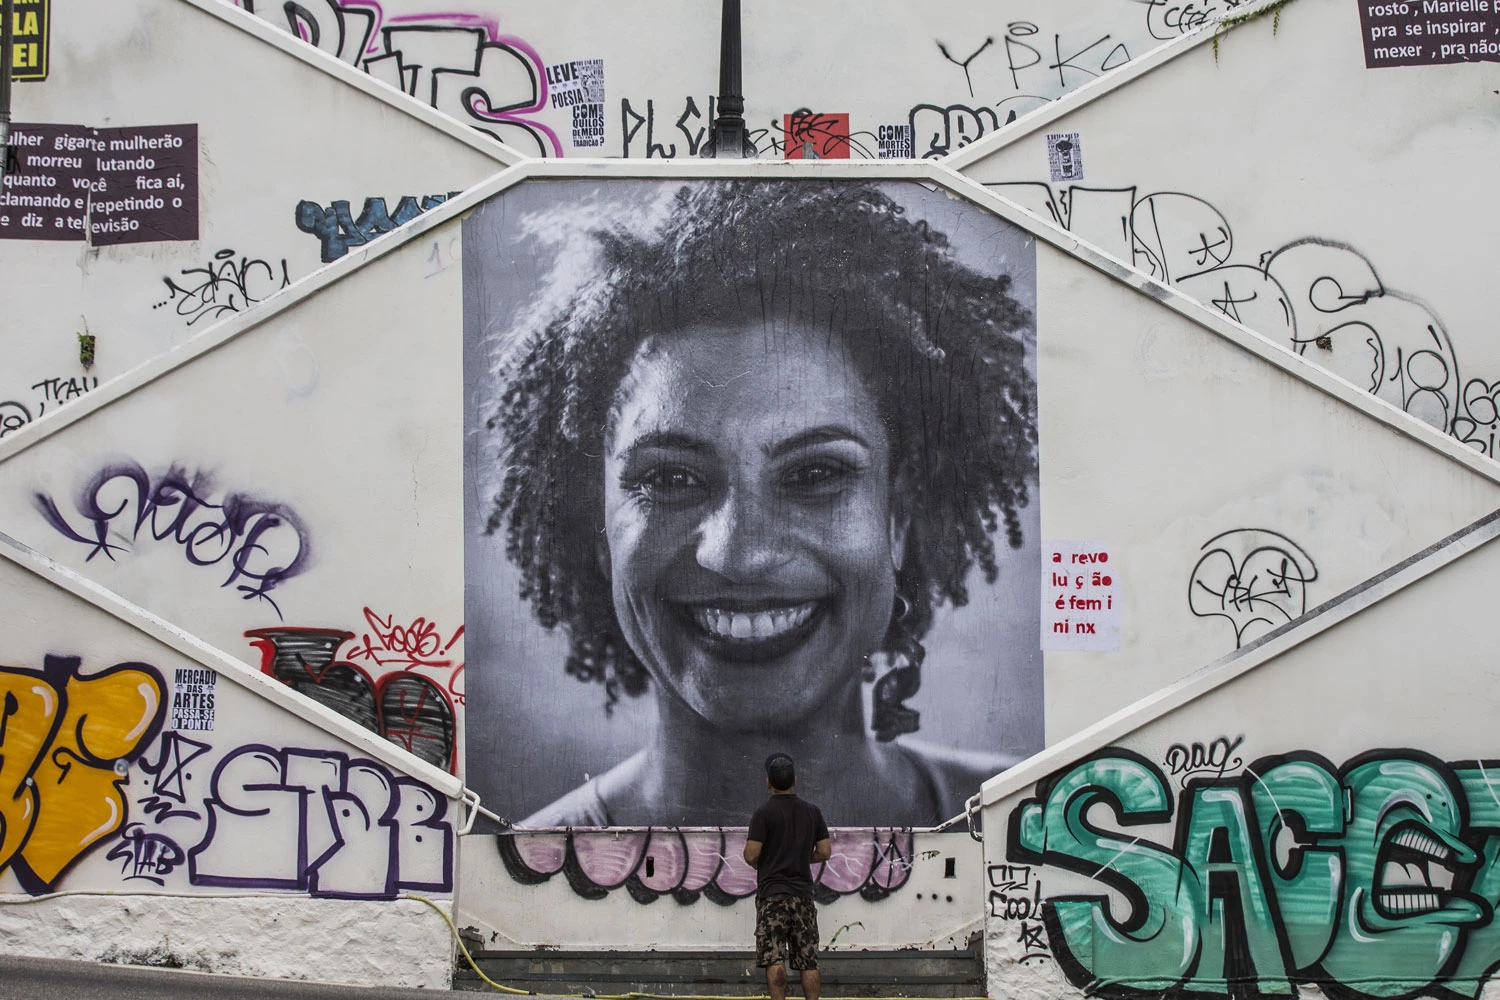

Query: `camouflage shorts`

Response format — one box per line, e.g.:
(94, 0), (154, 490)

(755, 894), (820, 970)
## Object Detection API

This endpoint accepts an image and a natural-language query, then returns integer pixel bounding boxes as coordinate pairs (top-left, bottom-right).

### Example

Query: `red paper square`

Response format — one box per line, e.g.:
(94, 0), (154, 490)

(782, 112), (851, 159)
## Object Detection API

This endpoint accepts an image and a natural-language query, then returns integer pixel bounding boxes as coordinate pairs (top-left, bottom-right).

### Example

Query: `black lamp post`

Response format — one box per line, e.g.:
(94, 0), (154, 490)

(1, 0), (13, 185)
(703, 0), (754, 158)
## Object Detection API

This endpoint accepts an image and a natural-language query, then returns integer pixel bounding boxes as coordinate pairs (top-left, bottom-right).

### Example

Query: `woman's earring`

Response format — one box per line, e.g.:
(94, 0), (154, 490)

(872, 592), (923, 742)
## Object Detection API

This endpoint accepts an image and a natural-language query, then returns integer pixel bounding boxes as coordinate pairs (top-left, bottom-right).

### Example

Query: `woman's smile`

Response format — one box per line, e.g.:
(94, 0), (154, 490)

(679, 598), (828, 662)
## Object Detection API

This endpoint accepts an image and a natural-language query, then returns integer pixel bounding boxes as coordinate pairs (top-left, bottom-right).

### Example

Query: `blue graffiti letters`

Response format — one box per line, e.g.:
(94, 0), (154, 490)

(296, 193), (462, 263)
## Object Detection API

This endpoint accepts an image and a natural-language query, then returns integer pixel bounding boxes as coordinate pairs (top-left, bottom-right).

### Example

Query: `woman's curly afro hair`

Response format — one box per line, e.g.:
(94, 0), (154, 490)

(485, 180), (1037, 712)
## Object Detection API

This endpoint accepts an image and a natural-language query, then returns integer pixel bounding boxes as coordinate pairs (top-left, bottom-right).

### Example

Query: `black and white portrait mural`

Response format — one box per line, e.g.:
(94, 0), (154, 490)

(463, 179), (1040, 828)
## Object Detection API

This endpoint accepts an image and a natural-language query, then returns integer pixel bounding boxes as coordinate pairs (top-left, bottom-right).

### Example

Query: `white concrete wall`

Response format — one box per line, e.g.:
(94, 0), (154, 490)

(0, 3), (481, 963)
(0, 0), (506, 442)
(979, 516), (1500, 996)
(459, 829), (985, 953)
(7, 153), (1494, 980)
(1031, 237), (1500, 740)
(228, 0), (1210, 159)
(4, 0), (1500, 989)
(0, 545), (458, 987)
(958, 0), (1500, 478)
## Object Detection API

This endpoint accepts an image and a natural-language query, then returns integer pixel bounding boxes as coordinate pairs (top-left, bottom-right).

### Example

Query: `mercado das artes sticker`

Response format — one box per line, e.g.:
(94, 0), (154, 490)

(1042, 540), (1120, 651)
(1358, 0), (1500, 67)
(170, 667), (217, 731)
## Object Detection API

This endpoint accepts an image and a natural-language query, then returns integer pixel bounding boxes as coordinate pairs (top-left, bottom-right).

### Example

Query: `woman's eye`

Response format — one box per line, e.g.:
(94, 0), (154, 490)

(633, 466), (707, 501)
(783, 462), (853, 494)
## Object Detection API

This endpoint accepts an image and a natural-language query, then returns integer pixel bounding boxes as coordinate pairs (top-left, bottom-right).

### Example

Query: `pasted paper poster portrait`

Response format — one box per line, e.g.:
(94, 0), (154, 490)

(464, 179), (1041, 828)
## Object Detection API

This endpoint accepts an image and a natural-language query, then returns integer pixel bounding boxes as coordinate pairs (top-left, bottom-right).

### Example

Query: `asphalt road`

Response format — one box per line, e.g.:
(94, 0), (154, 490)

(0, 954), (546, 999)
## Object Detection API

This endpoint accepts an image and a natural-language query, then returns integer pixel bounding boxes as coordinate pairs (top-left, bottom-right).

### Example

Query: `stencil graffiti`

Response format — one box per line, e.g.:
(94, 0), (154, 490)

(151, 248), (290, 326)
(34, 461), (311, 618)
(234, 1), (559, 156)
(1189, 529), (1318, 648)
(0, 655), (165, 894)
(1007, 747), (1500, 996)
(186, 744), (453, 898)
(500, 828), (912, 904)
(295, 192), (462, 263)
(245, 627), (457, 771)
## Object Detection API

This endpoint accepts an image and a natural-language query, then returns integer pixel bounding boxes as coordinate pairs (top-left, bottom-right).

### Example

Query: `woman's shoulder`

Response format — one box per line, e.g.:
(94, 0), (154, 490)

(894, 740), (1023, 818)
(517, 780), (611, 828)
(516, 752), (649, 828)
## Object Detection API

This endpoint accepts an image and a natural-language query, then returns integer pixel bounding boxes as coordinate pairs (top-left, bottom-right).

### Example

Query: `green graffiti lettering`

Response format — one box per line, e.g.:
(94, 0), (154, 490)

(1319, 758), (1487, 994)
(1011, 752), (1199, 990)
(1006, 750), (1500, 998)
(1423, 767), (1500, 994)
(1246, 758), (1343, 969)
(1178, 784), (1290, 993)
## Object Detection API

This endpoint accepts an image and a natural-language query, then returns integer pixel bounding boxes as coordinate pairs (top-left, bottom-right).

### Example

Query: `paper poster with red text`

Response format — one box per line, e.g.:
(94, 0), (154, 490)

(1042, 540), (1121, 651)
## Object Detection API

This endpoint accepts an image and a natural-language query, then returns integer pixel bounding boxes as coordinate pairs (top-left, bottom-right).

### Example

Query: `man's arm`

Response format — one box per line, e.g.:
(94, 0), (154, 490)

(811, 838), (832, 864)
(744, 840), (763, 868)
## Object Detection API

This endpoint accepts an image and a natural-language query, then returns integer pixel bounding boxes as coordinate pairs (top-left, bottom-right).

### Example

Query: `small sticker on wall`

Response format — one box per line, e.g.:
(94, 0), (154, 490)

(1042, 540), (1120, 651)
(547, 59), (606, 148)
(1046, 132), (1084, 182)
(572, 103), (605, 148)
(877, 124), (913, 158)
(8, 0), (49, 82)
(171, 667), (217, 731)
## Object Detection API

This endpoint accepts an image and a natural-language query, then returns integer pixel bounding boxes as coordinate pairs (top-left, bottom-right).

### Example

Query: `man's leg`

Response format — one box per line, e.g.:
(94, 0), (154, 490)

(758, 897), (789, 1000)
(766, 963), (789, 1000)
(789, 896), (821, 1000)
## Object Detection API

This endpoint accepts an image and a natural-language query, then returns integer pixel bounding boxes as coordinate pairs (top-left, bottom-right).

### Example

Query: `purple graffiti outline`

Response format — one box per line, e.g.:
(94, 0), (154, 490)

(332, 2), (563, 156)
(186, 744), (453, 899)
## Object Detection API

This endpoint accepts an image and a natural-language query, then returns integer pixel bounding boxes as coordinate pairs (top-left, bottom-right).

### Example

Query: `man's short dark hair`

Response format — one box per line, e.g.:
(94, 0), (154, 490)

(766, 754), (796, 792)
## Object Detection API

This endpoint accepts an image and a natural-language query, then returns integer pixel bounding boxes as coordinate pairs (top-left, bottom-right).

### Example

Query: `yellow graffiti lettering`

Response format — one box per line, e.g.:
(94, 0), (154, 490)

(0, 656), (164, 890)
(0, 671), (62, 872)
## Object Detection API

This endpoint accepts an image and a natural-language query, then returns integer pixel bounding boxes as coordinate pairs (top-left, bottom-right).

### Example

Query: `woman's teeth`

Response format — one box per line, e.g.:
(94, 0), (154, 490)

(696, 603), (816, 641)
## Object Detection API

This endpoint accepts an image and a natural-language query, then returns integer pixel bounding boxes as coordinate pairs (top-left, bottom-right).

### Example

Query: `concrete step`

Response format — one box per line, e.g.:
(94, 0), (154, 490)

(453, 942), (985, 997)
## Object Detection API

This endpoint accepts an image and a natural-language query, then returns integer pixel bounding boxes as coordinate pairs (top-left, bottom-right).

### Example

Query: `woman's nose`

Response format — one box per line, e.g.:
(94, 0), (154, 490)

(694, 489), (789, 580)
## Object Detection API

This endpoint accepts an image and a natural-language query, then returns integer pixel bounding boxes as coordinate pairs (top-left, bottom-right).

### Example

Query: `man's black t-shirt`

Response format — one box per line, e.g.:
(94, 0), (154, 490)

(747, 794), (829, 900)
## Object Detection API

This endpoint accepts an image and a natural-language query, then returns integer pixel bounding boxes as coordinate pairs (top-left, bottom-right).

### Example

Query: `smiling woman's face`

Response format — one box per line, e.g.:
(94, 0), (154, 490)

(603, 322), (899, 732)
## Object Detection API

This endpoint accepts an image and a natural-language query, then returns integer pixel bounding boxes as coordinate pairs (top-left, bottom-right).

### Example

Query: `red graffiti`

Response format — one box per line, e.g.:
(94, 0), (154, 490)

(342, 608), (465, 705)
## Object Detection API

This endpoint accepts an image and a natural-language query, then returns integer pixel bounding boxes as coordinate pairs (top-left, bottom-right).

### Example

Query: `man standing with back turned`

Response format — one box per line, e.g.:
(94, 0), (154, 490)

(744, 754), (833, 1000)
